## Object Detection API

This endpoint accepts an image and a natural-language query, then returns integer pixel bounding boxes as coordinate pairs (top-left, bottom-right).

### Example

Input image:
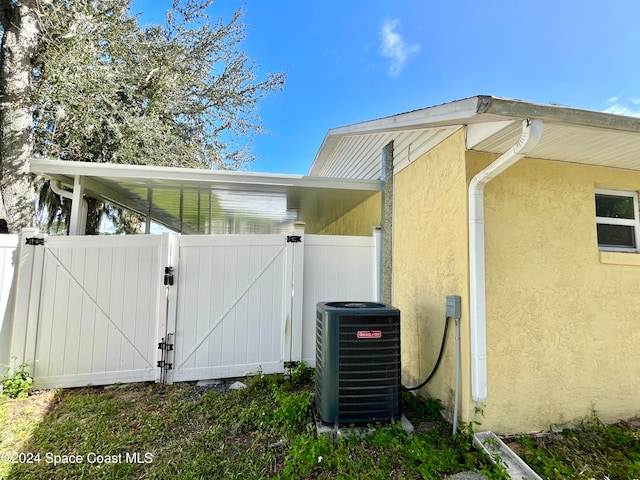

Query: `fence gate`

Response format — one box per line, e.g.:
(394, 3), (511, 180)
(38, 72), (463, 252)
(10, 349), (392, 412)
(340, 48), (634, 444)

(9, 228), (378, 388)
(12, 235), (168, 389)
(164, 234), (301, 383)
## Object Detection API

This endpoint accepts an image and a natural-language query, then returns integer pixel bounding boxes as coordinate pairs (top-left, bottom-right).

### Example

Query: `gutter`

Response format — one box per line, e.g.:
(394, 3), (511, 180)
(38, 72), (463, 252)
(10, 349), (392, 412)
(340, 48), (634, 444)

(468, 118), (543, 402)
(49, 179), (74, 201)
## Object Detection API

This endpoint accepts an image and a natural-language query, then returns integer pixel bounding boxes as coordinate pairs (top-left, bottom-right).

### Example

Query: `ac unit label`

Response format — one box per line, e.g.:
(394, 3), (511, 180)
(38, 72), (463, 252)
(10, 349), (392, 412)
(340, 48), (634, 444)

(357, 330), (382, 339)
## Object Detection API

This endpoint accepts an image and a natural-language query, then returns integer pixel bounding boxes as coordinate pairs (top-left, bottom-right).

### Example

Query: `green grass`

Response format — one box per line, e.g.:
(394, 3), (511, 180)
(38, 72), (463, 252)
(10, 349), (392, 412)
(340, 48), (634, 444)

(508, 412), (640, 480)
(0, 369), (507, 479)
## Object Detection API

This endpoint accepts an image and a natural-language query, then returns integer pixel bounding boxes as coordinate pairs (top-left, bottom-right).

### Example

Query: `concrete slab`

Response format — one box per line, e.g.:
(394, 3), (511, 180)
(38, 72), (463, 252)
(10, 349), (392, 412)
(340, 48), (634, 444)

(315, 414), (414, 440)
(445, 473), (488, 480)
(196, 379), (223, 387)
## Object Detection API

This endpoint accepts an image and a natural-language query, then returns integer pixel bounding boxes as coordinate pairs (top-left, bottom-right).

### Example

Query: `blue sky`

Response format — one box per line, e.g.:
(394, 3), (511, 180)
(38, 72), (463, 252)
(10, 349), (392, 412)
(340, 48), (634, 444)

(132, 0), (640, 175)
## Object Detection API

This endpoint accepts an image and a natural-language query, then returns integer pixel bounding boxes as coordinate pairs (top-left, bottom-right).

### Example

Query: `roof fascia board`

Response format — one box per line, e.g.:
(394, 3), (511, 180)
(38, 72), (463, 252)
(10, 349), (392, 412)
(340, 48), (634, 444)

(329, 96), (481, 137)
(481, 97), (640, 133)
(322, 95), (640, 138)
(30, 158), (382, 192)
(30, 158), (309, 185)
(309, 136), (340, 176)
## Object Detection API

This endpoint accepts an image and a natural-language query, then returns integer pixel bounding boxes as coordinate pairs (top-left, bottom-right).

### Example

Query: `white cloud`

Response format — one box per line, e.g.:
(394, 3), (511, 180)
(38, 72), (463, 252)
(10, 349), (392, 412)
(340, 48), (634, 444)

(379, 18), (420, 78)
(603, 97), (640, 117)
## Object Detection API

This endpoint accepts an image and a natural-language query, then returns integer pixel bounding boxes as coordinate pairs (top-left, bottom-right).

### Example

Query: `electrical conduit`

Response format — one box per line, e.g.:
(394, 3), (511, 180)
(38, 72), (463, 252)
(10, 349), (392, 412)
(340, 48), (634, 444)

(468, 118), (543, 402)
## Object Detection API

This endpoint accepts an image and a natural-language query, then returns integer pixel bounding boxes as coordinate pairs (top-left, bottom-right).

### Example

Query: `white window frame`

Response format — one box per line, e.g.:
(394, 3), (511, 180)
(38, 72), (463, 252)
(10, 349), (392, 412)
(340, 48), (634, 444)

(595, 188), (640, 252)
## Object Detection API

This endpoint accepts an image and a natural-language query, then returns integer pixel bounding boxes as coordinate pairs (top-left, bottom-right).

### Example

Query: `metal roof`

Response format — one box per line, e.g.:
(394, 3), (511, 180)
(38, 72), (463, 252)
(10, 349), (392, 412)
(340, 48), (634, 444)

(30, 159), (382, 234)
(310, 95), (640, 176)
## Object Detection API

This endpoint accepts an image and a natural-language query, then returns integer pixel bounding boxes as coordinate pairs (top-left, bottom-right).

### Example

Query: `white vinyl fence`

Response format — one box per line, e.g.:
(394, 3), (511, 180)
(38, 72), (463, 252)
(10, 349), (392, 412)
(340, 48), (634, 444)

(2, 226), (379, 388)
(0, 234), (20, 370)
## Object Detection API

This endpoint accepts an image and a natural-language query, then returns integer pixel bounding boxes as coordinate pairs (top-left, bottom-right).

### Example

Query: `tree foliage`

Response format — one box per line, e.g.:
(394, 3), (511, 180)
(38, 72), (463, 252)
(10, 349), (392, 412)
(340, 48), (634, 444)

(34, 0), (284, 170)
(2, 0), (285, 232)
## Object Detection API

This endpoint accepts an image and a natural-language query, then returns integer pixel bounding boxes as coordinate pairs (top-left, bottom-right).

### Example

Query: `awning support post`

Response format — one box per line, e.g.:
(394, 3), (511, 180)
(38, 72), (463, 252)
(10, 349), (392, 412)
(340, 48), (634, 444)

(145, 188), (153, 234)
(69, 175), (86, 235)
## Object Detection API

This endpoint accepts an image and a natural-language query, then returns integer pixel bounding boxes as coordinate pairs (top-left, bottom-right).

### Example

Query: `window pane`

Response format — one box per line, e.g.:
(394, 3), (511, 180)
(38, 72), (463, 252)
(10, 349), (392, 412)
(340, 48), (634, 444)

(595, 194), (635, 219)
(597, 224), (636, 248)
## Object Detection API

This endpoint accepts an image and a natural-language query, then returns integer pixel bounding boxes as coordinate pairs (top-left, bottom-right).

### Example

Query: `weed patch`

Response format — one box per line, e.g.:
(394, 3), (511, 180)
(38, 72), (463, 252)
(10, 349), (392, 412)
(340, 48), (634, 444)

(0, 373), (507, 479)
(510, 414), (640, 480)
(1, 363), (33, 399)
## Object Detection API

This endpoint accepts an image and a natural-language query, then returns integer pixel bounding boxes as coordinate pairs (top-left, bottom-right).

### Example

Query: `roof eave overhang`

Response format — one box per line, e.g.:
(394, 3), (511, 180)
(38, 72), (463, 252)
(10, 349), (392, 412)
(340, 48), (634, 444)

(309, 95), (640, 176)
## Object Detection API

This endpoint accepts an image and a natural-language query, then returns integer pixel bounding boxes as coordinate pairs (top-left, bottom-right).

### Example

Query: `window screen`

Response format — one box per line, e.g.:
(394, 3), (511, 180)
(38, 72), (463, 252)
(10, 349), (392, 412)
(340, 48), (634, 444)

(595, 191), (639, 250)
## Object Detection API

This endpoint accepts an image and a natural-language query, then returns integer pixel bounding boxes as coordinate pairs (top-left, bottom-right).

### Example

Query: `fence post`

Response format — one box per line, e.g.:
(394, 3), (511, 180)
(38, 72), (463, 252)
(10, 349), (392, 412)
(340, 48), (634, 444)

(157, 232), (180, 384)
(69, 175), (86, 235)
(372, 226), (383, 302)
(0, 234), (20, 370)
(9, 228), (44, 370)
(283, 222), (305, 364)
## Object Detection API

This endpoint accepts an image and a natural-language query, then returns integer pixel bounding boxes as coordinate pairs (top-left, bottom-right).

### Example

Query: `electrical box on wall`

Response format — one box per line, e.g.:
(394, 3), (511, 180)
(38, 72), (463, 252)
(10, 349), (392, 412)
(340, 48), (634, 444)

(446, 295), (461, 319)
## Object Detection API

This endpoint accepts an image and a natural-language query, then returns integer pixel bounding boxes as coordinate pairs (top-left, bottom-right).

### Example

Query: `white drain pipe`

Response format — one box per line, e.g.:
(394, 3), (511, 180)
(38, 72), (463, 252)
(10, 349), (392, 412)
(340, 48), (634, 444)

(468, 118), (543, 402)
(50, 179), (88, 235)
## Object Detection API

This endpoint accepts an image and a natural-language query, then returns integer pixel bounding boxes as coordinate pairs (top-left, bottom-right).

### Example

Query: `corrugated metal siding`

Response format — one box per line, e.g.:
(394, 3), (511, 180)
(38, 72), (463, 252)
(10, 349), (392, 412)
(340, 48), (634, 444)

(315, 127), (462, 179)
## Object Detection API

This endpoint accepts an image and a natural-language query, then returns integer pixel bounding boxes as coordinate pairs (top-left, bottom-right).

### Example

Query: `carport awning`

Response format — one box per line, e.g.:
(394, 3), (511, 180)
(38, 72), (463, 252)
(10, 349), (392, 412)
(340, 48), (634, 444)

(30, 158), (383, 234)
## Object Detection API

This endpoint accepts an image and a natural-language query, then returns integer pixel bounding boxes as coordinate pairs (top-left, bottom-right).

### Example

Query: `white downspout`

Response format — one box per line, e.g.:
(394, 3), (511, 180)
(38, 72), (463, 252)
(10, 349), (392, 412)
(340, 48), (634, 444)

(469, 118), (543, 402)
(50, 179), (88, 235)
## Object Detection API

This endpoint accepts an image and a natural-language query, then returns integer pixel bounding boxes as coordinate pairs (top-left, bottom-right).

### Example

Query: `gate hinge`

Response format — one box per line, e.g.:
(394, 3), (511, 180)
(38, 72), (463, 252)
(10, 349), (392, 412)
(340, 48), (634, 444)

(158, 334), (174, 382)
(163, 266), (174, 286)
(26, 237), (45, 246)
(157, 341), (174, 351)
(156, 360), (173, 370)
(286, 235), (302, 243)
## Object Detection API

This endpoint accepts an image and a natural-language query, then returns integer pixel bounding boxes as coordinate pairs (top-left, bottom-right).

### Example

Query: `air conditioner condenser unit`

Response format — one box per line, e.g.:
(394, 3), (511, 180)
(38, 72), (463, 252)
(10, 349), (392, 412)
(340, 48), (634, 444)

(315, 301), (401, 425)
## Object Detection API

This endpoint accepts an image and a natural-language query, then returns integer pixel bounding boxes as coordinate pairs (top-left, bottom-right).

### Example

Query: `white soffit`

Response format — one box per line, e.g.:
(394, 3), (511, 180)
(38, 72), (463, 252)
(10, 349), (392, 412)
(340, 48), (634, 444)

(466, 121), (518, 149)
(315, 126), (462, 179)
(468, 121), (640, 171)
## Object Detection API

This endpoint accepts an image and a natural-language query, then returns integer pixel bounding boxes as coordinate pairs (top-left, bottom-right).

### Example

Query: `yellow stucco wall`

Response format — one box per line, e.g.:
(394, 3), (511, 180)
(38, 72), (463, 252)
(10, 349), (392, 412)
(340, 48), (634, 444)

(317, 192), (382, 236)
(468, 151), (640, 433)
(314, 128), (640, 434)
(393, 130), (472, 423)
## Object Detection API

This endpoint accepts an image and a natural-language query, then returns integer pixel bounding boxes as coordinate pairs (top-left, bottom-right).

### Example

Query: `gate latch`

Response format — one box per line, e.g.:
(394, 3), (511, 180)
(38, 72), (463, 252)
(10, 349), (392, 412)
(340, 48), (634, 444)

(286, 235), (302, 243)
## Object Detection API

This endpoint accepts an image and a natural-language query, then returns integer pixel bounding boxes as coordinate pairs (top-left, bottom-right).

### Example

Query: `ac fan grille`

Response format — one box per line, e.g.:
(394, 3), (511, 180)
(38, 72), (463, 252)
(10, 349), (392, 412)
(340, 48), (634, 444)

(336, 314), (400, 423)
